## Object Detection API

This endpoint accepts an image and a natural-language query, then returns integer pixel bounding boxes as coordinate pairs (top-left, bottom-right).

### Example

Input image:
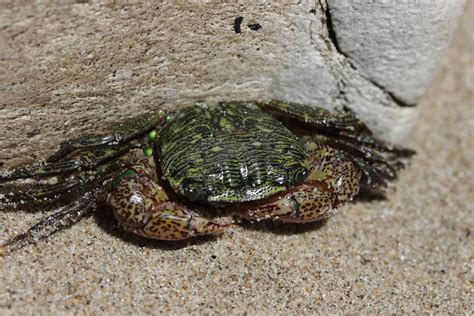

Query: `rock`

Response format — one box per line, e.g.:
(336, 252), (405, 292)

(0, 1), (464, 168)
(328, 0), (466, 105)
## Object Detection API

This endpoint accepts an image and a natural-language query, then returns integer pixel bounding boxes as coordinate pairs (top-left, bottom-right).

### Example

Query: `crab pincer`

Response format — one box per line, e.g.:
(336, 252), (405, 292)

(237, 142), (361, 222)
(108, 156), (232, 240)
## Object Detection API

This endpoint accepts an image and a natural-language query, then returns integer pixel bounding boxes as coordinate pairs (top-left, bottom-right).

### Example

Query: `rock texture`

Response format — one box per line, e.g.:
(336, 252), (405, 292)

(328, 0), (466, 105)
(0, 1), (464, 170)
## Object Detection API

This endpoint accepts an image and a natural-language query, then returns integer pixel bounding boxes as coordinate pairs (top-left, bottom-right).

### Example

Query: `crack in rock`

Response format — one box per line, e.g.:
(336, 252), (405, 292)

(320, 0), (415, 108)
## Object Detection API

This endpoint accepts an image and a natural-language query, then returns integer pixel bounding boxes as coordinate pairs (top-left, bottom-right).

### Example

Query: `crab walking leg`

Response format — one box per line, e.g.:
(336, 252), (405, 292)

(255, 100), (413, 159)
(237, 142), (361, 223)
(237, 185), (335, 223)
(0, 152), (133, 206)
(0, 111), (171, 182)
(309, 134), (413, 191)
(335, 132), (416, 157)
(47, 112), (167, 163)
(108, 157), (232, 240)
(0, 178), (83, 205)
(0, 143), (133, 182)
(0, 172), (116, 208)
(254, 99), (369, 132)
(0, 192), (96, 255)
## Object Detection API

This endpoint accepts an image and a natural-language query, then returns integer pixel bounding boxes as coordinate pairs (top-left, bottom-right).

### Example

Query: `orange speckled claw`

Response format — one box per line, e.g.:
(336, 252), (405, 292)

(108, 156), (232, 241)
(135, 205), (232, 240)
(237, 184), (338, 223)
(235, 141), (361, 223)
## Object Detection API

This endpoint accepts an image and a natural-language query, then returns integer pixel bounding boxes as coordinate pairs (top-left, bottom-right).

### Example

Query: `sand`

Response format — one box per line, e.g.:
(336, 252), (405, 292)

(1, 3), (472, 315)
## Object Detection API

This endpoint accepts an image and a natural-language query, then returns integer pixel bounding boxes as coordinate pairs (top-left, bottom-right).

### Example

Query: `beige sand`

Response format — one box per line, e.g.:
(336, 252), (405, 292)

(1, 4), (472, 315)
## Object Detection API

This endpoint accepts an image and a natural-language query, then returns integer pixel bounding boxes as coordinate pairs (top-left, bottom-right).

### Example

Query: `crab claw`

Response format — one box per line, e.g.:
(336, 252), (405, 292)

(108, 157), (232, 241)
(131, 203), (232, 240)
(235, 142), (362, 223)
(235, 184), (338, 223)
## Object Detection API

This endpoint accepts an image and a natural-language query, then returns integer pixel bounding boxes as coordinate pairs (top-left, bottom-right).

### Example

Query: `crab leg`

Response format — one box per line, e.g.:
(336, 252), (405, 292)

(0, 143), (133, 182)
(0, 178), (82, 205)
(0, 110), (172, 183)
(236, 142), (361, 223)
(310, 134), (412, 191)
(335, 132), (416, 157)
(108, 156), (232, 240)
(0, 150), (136, 210)
(1, 171), (112, 206)
(47, 112), (167, 162)
(0, 192), (96, 255)
(255, 99), (415, 158)
(255, 99), (369, 132)
(0, 153), (139, 254)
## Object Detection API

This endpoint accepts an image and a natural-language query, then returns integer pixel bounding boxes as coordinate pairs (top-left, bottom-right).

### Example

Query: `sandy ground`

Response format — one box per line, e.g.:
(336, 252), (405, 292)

(0, 4), (472, 315)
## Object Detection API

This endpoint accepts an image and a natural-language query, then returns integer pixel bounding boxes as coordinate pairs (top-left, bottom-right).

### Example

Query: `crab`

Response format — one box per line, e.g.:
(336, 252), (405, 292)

(0, 100), (414, 254)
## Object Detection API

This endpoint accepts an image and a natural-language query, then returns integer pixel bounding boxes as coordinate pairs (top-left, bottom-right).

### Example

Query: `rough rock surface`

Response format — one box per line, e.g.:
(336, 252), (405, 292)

(0, 1), (464, 170)
(328, 0), (465, 105)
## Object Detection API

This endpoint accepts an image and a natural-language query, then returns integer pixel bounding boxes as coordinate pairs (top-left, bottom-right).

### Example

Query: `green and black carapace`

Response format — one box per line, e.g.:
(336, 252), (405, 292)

(0, 100), (414, 253)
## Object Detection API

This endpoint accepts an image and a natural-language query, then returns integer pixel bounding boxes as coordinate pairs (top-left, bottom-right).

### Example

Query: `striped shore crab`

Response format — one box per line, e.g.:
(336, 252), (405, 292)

(0, 100), (414, 253)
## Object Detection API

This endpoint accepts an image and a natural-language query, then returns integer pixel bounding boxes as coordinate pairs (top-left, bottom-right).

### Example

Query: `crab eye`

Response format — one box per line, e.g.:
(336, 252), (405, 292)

(143, 147), (153, 157)
(182, 180), (206, 201)
(291, 168), (309, 184)
(147, 130), (158, 141)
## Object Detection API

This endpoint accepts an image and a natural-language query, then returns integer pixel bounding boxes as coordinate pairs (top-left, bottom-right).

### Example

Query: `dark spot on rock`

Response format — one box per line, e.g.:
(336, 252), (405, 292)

(309, 9), (316, 14)
(234, 16), (243, 34)
(26, 129), (39, 137)
(247, 23), (262, 31)
(211, 255), (217, 259)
